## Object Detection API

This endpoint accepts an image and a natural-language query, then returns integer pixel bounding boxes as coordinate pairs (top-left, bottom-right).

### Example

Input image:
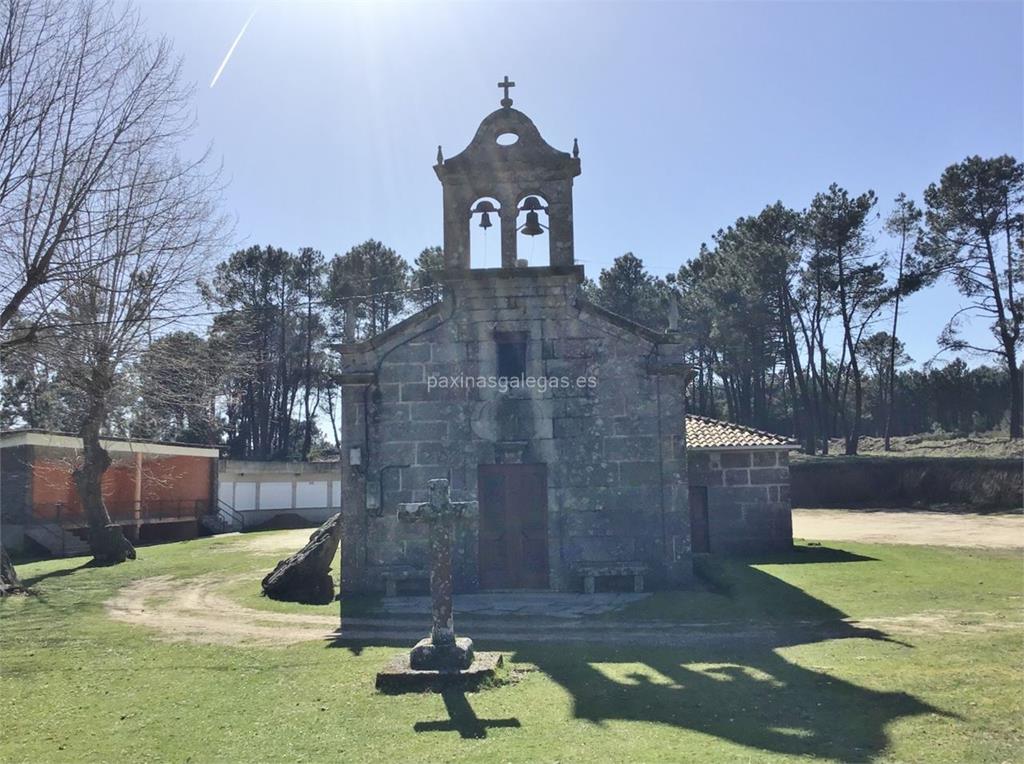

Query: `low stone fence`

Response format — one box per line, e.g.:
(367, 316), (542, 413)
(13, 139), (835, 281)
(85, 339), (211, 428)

(790, 456), (1022, 510)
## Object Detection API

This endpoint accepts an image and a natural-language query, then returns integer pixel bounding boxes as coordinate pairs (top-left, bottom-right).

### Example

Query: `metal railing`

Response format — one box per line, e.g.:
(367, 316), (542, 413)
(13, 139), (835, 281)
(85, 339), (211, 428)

(27, 499), (207, 528)
(215, 499), (247, 531)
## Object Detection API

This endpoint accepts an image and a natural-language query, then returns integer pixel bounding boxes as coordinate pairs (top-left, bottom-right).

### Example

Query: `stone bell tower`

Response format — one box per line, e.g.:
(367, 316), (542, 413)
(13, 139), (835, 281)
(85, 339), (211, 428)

(434, 76), (582, 269)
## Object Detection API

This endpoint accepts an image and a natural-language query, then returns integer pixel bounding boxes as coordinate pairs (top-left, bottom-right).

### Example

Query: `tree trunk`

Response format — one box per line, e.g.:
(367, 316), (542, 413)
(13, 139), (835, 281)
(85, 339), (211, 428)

(1008, 353), (1022, 440)
(301, 301), (314, 460)
(0, 546), (26, 596)
(326, 385), (341, 450)
(74, 389), (136, 565)
(1004, 197), (1020, 440)
(885, 236), (907, 451)
(847, 356), (863, 455)
(276, 284), (291, 458)
(981, 234), (1021, 438)
(835, 249), (861, 456)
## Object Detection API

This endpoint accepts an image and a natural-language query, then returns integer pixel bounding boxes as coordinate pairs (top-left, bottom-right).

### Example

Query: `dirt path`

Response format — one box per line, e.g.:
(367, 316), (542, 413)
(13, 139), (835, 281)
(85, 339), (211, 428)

(106, 573), (1020, 649)
(105, 574), (338, 646)
(793, 509), (1024, 549)
(235, 529), (320, 554)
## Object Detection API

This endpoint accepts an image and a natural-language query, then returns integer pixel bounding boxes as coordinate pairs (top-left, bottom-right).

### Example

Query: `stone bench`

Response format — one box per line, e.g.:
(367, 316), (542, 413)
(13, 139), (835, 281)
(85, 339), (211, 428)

(573, 561), (649, 594)
(381, 566), (429, 597)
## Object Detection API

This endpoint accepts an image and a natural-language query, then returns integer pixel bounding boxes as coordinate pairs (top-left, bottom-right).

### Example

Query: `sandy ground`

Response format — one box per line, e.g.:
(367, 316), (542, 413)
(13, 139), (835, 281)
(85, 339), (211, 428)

(239, 511), (1024, 555)
(105, 574), (338, 646)
(238, 528), (319, 554)
(793, 509), (1024, 549)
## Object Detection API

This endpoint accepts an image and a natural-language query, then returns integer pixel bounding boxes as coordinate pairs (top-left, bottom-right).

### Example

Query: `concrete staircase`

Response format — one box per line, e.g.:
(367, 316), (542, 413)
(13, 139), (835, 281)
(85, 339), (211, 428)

(24, 523), (90, 557)
(200, 501), (247, 535)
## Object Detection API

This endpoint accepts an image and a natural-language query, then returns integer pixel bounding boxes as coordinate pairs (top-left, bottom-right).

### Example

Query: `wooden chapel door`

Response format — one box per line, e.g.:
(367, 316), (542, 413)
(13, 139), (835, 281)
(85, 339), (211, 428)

(478, 463), (549, 589)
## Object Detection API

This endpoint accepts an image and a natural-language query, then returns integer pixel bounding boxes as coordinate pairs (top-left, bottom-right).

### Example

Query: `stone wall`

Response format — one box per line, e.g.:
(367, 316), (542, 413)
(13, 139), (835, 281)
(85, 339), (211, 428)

(687, 449), (793, 554)
(339, 266), (692, 593)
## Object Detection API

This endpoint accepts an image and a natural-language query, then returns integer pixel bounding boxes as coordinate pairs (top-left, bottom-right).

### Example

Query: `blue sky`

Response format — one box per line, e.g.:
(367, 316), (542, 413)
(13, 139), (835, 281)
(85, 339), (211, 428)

(137, 0), (1023, 366)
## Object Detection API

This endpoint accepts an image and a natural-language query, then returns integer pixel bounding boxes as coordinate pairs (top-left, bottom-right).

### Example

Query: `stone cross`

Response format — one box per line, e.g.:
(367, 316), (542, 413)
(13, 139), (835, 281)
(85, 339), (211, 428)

(398, 478), (477, 670)
(498, 75), (515, 107)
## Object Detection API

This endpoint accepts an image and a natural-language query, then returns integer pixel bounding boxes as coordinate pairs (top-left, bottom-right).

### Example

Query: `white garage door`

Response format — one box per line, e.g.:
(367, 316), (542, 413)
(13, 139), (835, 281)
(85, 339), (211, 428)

(259, 482), (292, 510)
(234, 482), (257, 511)
(296, 481), (328, 508)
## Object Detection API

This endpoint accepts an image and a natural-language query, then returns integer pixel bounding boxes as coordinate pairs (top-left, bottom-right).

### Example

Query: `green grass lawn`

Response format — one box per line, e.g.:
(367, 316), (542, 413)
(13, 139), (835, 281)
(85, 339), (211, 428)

(2, 532), (1021, 763)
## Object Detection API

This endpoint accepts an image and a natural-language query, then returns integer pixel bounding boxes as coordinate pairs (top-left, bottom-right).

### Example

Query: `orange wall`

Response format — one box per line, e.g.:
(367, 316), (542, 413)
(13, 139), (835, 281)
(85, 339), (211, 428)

(141, 455), (211, 504)
(30, 450), (213, 522)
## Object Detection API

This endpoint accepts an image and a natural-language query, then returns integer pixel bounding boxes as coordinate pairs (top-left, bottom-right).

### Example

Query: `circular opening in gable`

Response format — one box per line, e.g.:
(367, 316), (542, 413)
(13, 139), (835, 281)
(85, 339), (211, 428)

(496, 132), (519, 146)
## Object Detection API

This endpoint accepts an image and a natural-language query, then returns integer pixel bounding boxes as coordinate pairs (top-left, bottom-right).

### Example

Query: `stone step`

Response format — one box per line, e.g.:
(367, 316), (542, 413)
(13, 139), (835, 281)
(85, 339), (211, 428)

(24, 524), (91, 557)
(332, 615), (877, 648)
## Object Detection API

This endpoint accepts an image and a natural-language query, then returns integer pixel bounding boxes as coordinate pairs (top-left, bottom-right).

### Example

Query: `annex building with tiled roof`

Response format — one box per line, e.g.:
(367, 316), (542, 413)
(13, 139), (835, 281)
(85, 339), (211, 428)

(686, 415), (797, 450)
(684, 416), (798, 554)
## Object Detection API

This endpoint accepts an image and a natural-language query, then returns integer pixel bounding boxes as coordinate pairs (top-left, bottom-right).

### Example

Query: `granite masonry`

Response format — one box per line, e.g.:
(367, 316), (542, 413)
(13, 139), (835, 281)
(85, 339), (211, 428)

(337, 81), (793, 597)
(684, 416), (797, 554)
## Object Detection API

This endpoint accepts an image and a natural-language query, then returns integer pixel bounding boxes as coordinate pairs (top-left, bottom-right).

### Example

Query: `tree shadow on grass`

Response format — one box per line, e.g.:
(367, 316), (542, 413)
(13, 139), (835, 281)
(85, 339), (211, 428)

(20, 558), (96, 588)
(514, 553), (948, 759)
(335, 547), (953, 759)
(509, 636), (946, 762)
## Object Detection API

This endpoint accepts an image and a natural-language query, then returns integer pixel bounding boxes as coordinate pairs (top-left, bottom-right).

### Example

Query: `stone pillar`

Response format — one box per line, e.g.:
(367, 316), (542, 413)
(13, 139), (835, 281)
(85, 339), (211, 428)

(132, 452), (142, 540)
(428, 517), (456, 645)
(442, 186), (470, 269)
(499, 204), (518, 268)
(339, 373), (373, 596)
(547, 187), (575, 267)
(649, 340), (694, 585)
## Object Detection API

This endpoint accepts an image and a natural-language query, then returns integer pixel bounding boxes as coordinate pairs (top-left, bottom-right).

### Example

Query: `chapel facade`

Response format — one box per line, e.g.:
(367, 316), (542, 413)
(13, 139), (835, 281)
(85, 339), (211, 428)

(337, 82), (788, 595)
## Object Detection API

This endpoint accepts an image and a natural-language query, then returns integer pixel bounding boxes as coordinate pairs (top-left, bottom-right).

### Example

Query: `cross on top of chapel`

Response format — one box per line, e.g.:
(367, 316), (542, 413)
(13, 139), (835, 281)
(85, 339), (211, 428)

(498, 75), (515, 108)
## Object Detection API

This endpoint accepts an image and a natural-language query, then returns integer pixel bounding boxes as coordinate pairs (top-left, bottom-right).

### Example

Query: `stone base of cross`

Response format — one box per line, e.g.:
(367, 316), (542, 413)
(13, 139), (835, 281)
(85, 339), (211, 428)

(398, 478), (478, 671)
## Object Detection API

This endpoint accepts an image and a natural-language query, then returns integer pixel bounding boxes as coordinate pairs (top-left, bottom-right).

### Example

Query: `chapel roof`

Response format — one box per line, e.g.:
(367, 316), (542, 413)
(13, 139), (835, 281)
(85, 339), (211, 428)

(435, 106), (579, 180)
(685, 415), (797, 451)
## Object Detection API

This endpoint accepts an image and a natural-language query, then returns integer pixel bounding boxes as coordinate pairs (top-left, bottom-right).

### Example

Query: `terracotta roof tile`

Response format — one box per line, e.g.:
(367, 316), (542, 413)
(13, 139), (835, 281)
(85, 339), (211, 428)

(685, 415), (796, 450)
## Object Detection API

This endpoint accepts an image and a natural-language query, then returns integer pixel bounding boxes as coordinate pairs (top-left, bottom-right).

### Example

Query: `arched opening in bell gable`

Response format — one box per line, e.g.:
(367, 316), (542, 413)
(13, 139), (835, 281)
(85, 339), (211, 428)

(516, 193), (550, 266)
(469, 196), (501, 269)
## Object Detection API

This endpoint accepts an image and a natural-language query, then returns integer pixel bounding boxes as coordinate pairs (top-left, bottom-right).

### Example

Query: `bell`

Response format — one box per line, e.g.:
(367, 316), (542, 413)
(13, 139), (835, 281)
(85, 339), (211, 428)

(520, 196), (543, 212)
(521, 210), (544, 236)
(479, 211), (492, 229)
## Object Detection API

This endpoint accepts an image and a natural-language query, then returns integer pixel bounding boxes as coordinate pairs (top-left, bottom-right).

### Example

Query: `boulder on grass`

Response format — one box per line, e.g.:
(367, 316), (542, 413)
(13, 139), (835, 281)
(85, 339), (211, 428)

(261, 514), (341, 604)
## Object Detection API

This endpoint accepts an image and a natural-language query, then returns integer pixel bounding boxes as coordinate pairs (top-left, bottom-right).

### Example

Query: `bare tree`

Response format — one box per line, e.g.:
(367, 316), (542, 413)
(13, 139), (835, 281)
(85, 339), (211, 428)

(0, 0), (196, 348)
(30, 140), (224, 561)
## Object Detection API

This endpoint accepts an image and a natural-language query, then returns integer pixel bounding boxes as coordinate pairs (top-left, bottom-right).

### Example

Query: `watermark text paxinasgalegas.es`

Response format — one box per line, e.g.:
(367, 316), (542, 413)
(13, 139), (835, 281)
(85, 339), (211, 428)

(427, 374), (597, 394)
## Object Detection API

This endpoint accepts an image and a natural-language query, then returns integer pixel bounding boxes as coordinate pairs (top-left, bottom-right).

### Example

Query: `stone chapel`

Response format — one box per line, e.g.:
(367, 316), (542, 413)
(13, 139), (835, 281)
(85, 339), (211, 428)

(338, 80), (793, 595)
